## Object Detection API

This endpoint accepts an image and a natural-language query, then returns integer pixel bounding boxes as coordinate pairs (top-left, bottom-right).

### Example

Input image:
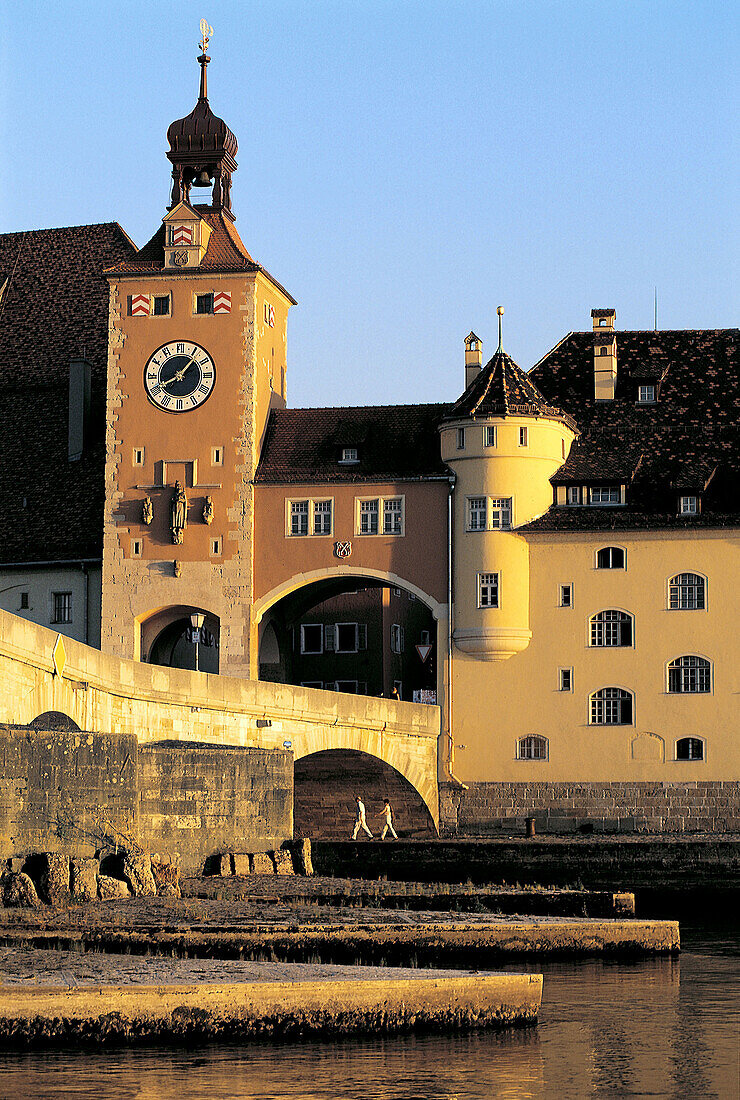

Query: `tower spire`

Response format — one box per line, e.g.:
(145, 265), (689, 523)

(497, 306), (504, 353)
(198, 19), (212, 100)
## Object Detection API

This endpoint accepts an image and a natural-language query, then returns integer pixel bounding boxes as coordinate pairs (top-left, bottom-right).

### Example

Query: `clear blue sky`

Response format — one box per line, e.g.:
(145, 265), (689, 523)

(2, 0), (737, 407)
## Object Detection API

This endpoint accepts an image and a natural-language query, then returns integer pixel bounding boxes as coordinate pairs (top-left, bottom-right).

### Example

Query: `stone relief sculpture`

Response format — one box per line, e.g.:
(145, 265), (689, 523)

(142, 497), (154, 526)
(170, 481), (188, 544)
(203, 496), (214, 524)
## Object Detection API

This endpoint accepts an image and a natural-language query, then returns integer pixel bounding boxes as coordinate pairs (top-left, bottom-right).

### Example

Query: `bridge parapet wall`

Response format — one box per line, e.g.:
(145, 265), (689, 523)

(0, 610), (440, 829)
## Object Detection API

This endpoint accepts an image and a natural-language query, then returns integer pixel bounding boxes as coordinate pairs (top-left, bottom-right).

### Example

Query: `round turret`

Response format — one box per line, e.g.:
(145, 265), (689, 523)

(441, 345), (578, 660)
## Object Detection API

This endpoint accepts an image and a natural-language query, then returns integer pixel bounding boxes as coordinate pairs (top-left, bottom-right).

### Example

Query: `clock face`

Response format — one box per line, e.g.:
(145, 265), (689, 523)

(143, 341), (215, 412)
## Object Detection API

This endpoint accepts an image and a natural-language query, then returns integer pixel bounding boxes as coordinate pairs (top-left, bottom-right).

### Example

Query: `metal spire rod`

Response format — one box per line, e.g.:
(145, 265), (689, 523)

(497, 305), (504, 352)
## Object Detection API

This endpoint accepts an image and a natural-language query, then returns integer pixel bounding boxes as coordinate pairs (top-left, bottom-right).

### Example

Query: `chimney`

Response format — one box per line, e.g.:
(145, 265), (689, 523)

(68, 358), (91, 461)
(464, 332), (482, 389)
(592, 310), (617, 400)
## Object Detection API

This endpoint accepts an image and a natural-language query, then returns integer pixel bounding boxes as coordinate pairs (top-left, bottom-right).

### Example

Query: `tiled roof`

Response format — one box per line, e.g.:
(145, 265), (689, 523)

(446, 349), (577, 429)
(523, 328), (739, 530)
(0, 223), (136, 563)
(255, 404), (451, 484)
(105, 205), (296, 302)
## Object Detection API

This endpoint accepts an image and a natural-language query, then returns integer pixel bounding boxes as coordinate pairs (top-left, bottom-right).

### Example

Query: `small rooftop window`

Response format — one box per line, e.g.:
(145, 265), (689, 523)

(638, 384), (656, 404)
(339, 446), (359, 465)
(679, 494), (699, 516)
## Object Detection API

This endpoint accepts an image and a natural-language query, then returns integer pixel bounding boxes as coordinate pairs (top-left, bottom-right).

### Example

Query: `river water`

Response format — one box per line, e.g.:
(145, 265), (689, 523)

(1, 922), (737, 1100)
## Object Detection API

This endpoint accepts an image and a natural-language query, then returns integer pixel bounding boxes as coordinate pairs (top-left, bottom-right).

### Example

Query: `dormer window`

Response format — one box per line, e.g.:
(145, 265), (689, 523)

(599, 318), (608, 326)
(339, 447), (359, 465)
(599, 346), (609, 356)
(679, 494), (699, 515)
(566, 486), (582, 505)
(638, 384), (656, 403)
(589, 486), (621, 506)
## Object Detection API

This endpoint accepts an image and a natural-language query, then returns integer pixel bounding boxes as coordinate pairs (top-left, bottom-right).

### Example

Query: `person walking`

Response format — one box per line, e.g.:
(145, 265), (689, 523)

(352, 795), (373, 839)
(379, 798), (398, 840)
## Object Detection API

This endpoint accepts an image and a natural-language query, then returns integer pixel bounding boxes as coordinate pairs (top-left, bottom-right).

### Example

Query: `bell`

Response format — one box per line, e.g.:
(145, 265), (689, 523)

(193, 168), (212, 187)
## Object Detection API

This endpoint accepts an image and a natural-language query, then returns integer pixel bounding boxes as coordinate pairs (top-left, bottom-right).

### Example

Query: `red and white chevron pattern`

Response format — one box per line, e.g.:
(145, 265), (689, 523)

(213, 291), (231, 314)
(172, 224), (193, 246)
(130, 294), (150, 316)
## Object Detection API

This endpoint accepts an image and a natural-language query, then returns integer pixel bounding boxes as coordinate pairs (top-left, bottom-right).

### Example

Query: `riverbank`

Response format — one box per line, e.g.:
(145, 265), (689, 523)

(0, 949), (542, 1045)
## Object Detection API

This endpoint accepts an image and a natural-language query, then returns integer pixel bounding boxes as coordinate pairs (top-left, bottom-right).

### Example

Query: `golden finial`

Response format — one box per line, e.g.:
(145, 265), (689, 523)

(199, 19), (213, 53)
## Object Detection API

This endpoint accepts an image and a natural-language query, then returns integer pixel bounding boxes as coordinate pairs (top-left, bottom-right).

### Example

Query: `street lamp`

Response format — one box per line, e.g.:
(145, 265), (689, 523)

(190, 612), (205, 672)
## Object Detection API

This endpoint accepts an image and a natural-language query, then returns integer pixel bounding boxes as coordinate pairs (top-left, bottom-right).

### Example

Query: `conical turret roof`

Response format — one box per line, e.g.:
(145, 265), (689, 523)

(446, 349), (577, 430)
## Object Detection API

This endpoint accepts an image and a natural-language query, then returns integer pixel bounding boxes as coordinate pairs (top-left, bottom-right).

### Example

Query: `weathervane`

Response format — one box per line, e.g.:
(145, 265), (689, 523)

(199, 19), (213, 53)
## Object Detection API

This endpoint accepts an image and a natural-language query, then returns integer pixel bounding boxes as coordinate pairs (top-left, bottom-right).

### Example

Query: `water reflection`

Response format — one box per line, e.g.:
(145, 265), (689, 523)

(1, 943), (737, 1100)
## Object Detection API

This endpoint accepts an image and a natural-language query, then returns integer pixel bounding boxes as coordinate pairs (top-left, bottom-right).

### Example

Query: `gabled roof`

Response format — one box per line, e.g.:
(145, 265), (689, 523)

(104, 205), (296, 302)
(0, 223), (137, 563)
(256, 404), (451, 485)
(523, 328), (740, 531)
(445, 349), (577, 430)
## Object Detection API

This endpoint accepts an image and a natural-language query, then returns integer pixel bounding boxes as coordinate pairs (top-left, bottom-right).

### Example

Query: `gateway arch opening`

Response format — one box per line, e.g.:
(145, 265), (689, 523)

(258, 577), (436, 701)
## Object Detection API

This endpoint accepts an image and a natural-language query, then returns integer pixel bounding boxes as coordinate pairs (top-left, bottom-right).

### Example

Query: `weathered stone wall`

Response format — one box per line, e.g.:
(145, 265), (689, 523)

(0, 726), (292, 873)
(0, 727), (137, 857)
(139, 741), (292, 867)
(439, 781), (740, 836)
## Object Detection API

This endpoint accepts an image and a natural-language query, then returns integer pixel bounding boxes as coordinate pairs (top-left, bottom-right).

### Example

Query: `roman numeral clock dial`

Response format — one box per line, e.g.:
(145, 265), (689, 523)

(143, 341), (215, 412)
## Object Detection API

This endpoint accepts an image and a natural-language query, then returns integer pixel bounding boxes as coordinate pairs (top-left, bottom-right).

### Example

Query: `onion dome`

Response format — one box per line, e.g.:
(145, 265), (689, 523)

(166, 47), (239, 219)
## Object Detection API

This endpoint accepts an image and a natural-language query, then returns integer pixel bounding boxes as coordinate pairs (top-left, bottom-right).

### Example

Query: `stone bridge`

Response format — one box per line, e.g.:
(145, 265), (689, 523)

(0, 610), (441, 831)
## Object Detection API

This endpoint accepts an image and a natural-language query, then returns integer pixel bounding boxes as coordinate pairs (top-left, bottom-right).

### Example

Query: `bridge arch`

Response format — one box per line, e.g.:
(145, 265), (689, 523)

(294, 748), (437, 838)
(136, 605), (220, 673)
(254, 567), (446, 625)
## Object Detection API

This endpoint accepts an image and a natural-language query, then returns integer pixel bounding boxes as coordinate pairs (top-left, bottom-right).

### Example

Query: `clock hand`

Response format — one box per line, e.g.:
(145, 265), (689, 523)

(161, 354), (200, 388)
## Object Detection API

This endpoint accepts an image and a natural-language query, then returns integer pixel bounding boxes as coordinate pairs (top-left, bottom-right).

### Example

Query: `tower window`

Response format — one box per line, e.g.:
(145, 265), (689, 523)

(153, 295), (170, 316)
(519, 426), (528, 446)
(196, 293), (214, 315)
(477, 572), (499, 608)
(457, 428), (466, 450)
(211, 447), (223, 466)
(467, 497), (487, 531)
(559, 584), (573, 608)
(210, 537), (222, 556)
(133, 447), (145, 467)
(559, 668), (573, 692)
(131, 539), (143, 558)
(484, 425), (497, 447)
(490, 498), (512, 529)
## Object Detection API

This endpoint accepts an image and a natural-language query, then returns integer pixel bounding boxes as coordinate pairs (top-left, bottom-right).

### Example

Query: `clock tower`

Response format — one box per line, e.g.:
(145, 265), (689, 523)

(101, 33), (295, 677)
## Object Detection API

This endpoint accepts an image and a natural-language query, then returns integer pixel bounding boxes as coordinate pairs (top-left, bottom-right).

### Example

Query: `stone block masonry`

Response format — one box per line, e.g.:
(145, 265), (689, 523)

(440, 781), (740, 836)
(0, 726), (292, 874)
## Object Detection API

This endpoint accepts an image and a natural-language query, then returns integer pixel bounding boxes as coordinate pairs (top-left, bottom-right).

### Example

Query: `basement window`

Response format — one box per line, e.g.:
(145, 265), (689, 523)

(676, 737), (705, 761)
(518, 736), (549, 761)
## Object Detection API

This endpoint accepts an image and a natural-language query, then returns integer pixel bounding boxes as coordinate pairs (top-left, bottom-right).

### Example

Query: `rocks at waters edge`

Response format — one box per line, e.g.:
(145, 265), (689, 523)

(232, 853), (251, 875)
(121, 852), (157, 897)
(252, 852), (275, 874)
(97, 875), (131, 900)
(71, 858), (99, 902)
(273, 849), (294, 875)
(37, 853), (70, 905)
(151, 860), (181, 898)
(2, 872), (41, 908)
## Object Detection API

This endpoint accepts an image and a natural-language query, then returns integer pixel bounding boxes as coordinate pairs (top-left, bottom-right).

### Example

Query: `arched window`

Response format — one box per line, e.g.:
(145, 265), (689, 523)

(518, 735), (549, 761)
(590, 688), (633, 725)
(669, 573), (705, 610)
(668, 656), (711, 694)
(596, 546), (625, 569)
(590, 610), (633, 647)
(676, 737), (704, 761)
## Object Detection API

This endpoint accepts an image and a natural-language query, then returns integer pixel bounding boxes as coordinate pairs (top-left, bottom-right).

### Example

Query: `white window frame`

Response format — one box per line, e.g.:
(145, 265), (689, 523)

(566, 486), (583, 505)
(339, 446), (359, 465)
(355, 496), (404, 536)
(589, 687), (634, 726)
(132, 446), (145, 467)
(490, 497), (513, 529)
(300, 624), (323, 654)
(391, 623), (405, 654)
(383, 497), (403, 535)
(519, 426), (528, 447)
(313, 499), (333, 536)
(638, 384), (656, 403)
(589, 609), (634, 648)
(595, 546), (626, 569)
(559, 584), (573, 608)
(668, 572), (706, 611)
(467, 496), (487, 531)
(51, 591), (73, 625)
(675, 737), (705, 761)
(667, 655), (711, 695)
(477, 572), (499, 608)
(589, 486), (621, 506)
(484, 425), (497, 448)
(288, 499), (309, 537)
(559, 668), (573, 692)
(679, 495), (699, 515)
(287, 497), (333, 537)
(517, 735), (549, 761)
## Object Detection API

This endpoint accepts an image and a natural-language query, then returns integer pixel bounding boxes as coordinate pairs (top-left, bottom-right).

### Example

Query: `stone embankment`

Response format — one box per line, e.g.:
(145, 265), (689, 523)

(0, 949), (542, 1045)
